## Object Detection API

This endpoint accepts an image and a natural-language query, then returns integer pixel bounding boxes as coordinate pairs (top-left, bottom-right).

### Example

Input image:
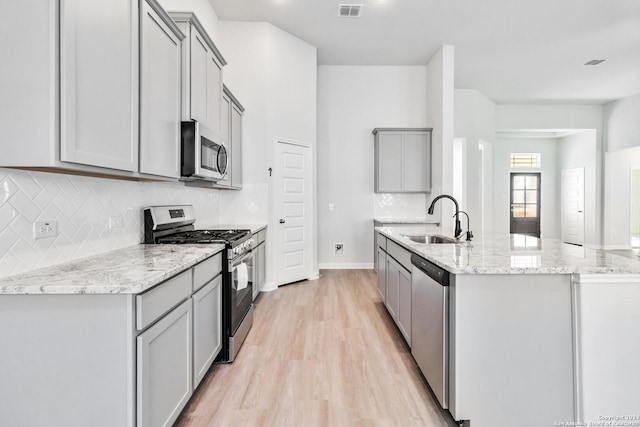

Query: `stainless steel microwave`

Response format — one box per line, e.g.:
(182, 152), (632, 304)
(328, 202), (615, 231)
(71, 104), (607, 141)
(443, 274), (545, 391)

(181, 121), (228, 181)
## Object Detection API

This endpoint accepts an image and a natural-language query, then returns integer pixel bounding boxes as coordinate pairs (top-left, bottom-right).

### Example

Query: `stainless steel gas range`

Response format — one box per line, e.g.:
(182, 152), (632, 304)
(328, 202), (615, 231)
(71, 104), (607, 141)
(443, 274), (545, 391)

(143, 205), (254, 362)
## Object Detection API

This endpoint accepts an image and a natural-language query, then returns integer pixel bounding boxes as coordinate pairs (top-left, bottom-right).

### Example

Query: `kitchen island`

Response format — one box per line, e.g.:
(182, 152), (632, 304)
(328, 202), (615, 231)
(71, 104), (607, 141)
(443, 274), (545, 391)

(0, 243), (225, 427)
(375, 226), (640, 427)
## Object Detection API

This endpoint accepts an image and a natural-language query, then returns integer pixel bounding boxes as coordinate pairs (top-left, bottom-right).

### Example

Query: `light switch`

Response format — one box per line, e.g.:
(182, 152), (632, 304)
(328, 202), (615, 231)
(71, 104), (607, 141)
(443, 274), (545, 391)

(329, 203), (334, 211)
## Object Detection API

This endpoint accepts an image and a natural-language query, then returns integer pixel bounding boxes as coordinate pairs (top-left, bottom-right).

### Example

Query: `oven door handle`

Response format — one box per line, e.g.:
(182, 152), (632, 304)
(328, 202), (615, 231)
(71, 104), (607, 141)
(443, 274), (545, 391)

(229, 250), (253, 270)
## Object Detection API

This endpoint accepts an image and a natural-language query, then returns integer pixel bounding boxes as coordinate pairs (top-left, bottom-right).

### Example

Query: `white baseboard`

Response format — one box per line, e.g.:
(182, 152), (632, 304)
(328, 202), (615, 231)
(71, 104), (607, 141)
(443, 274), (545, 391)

(318, 263), (374, 270)
(602, 245), (633, 250)
(260, 281), (277, 292)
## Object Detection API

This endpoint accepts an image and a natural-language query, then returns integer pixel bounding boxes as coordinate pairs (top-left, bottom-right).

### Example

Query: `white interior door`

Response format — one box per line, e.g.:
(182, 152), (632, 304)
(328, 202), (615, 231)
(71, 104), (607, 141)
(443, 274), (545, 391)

(275, 141), (312, 286)
(562, 167), (585, 245)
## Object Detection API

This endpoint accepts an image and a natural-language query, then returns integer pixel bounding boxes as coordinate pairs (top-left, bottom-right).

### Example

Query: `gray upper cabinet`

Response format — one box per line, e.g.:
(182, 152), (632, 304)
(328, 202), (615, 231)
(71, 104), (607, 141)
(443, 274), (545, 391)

(60, 0), (139, 172)
(170, 12), (226, 136)
(217, 86), (245, 189)
(139, 0), (184, 178)
(373, 128), (432, 193)
(226, 86), (245, 189)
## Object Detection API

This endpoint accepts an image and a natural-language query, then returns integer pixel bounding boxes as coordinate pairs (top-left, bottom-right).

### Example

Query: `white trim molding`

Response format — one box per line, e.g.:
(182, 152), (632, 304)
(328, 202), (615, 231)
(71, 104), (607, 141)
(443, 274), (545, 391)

(318, 263), (374, 270)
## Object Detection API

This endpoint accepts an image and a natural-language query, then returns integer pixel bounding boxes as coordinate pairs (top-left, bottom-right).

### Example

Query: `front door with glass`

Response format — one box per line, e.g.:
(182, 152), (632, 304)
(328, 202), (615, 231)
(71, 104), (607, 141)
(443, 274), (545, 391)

(510, 173), (541, 237)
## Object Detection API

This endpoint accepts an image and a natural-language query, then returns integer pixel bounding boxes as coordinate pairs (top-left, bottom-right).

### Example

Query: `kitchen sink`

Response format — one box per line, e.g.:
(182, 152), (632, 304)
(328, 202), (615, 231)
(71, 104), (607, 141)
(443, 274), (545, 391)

(400, 234), (458, 244)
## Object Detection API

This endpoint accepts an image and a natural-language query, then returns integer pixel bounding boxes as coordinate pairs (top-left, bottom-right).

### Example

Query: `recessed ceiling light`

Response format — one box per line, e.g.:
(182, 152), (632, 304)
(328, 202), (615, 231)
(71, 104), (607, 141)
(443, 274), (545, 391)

(338, 4), (363, 17)
(583, 59), (607, 66)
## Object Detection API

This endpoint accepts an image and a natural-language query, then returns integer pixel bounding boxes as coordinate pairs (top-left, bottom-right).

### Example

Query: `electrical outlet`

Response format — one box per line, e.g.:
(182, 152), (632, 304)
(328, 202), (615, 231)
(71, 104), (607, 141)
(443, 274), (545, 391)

(109, 215), (124, 229)
(33, 221), (57, 239)
(334, 243), (344, 256)
(329, 203), (334, 211)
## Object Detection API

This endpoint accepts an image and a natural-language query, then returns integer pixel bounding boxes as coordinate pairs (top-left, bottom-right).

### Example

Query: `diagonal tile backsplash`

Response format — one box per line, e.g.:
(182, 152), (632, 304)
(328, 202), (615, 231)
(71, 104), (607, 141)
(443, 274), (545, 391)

(0, 168), (221, 278)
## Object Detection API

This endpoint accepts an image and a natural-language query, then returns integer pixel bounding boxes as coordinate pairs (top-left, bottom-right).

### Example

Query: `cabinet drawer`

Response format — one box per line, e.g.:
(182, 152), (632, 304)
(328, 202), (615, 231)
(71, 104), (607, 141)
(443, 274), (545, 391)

(193, 252), (222, 292)
(376, 232), (387, 250)
(387, 239), (412, 272)
(137, 269), (192, 331)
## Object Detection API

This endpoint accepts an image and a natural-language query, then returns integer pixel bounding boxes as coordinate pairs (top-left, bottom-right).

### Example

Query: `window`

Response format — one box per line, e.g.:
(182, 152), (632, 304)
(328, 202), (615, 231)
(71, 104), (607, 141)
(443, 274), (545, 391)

(510, 153), (540, 168)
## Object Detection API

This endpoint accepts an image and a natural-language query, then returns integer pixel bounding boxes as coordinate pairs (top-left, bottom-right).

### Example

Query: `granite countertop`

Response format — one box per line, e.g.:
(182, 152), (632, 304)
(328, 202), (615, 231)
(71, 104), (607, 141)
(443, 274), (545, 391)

(0, 244), (225, 295)
(374, 217), (440, 225)
(376, 226), (640, 275)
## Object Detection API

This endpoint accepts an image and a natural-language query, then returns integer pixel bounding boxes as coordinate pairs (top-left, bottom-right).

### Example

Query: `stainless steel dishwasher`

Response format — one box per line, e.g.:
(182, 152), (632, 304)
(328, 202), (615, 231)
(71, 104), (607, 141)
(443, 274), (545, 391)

(411, 253), (450, 409)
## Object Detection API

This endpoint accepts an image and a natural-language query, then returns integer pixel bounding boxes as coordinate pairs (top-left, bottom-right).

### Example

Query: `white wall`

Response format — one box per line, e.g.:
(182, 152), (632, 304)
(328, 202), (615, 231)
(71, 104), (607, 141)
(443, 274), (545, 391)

(496, 104), (603, 245)
(426, 46), (456, 235)
(317, 66), (427, 268)
(602, 93), (640, 247)
(218, 21), (318, 284)
(0, 168), (221, 278)
(604, 147), (640, 248)
(454, 89), (496, 231)
(558, 131), (598, 246)
(492, 138), (560, 238)
(603, 92), (640, 152)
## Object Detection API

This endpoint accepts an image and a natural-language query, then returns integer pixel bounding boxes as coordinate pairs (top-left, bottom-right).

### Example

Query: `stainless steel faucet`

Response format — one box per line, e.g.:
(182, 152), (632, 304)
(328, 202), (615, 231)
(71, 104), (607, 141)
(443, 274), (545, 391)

(428, 194), (463, 239)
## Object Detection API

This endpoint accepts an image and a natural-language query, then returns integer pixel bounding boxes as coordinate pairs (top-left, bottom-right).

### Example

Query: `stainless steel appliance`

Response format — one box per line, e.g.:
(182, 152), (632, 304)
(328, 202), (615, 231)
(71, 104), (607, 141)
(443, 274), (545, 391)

(181, 121), (228, 181)
(411, 253), (450, 409)
(144, 205), (254, 362)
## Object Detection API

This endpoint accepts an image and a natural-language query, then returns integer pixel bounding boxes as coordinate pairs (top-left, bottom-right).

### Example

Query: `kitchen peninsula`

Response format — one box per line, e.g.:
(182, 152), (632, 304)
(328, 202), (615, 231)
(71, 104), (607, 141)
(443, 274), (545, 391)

(375, 226), (640, 427)
(0, 244), (225, 427)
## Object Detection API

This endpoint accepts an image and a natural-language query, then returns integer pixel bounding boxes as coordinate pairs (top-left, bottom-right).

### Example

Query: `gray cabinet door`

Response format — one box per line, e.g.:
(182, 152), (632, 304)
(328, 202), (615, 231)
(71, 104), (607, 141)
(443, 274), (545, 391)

(376, 246), (387, 301)
(206, 53), (223, 133)
(252, 241), (266, 301)
(397, 265), (412, 346)
(403, 131), (431, 192)
(230, 103), (243, 188)
(189, 29), (209, 125)
(189, 24), (223, 133)
(139, 0), (182, 178)
(374, 129), (432, 193)
(216, 94), (232, 187)
(137, 299), (193, 427)
(386, 256), (400, 321)
(60, 0), (138, 171)
(193, 275), (222, 387)
(375, 131), (403, 192)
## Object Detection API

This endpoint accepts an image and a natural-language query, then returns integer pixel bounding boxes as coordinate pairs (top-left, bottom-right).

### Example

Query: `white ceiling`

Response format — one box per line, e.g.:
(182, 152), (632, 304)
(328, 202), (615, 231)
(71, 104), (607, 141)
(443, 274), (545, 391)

(210, 0), (640, 104)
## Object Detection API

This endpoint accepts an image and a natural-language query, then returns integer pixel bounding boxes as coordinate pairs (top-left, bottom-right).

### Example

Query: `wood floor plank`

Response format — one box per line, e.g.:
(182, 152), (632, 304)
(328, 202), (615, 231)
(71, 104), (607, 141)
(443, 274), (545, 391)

(176, 269), (457, 427)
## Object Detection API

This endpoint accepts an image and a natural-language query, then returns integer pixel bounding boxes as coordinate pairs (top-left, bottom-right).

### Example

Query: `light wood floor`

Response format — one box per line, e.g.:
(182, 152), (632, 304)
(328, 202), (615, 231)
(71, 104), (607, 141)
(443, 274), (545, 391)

(177, 269), (457, 427)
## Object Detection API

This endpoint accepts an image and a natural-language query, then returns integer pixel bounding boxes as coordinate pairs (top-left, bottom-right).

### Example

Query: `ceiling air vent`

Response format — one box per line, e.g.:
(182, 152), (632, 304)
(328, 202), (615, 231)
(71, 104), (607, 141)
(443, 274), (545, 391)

(338, 4), (362, 17)
(583, 59), (606, 66)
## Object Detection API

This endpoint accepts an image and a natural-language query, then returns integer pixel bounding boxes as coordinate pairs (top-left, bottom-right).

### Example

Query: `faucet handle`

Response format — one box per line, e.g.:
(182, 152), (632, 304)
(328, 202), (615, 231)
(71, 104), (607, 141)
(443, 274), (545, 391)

(466, 230), (473, 241)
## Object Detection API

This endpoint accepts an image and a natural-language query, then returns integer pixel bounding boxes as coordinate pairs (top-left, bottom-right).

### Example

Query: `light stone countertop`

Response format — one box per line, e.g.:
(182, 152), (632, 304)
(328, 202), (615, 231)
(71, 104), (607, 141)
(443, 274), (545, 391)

(374, 218), (440, 225)
(0, 244), (225, 295)
(376, 226), (640, 275)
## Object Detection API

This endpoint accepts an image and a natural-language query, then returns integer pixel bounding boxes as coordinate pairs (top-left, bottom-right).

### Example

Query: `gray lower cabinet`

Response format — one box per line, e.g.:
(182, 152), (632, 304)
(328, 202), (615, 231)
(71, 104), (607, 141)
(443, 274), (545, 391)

(193, 275), (222, 386)
(137, 299), (193, 427)
(252, 229), (267, 300)
(373, 128), (432, 193)
(376, 246), (387, 300)
(376, 234), (412, 346)
(397, 264), (412, 346)
(386, 257), (401, 320)
(0, 251), (223, 427)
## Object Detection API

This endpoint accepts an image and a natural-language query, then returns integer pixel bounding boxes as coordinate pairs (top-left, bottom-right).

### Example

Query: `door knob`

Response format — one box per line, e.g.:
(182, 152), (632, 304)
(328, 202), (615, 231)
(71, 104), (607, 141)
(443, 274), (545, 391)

(279, 219), (285, 224)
